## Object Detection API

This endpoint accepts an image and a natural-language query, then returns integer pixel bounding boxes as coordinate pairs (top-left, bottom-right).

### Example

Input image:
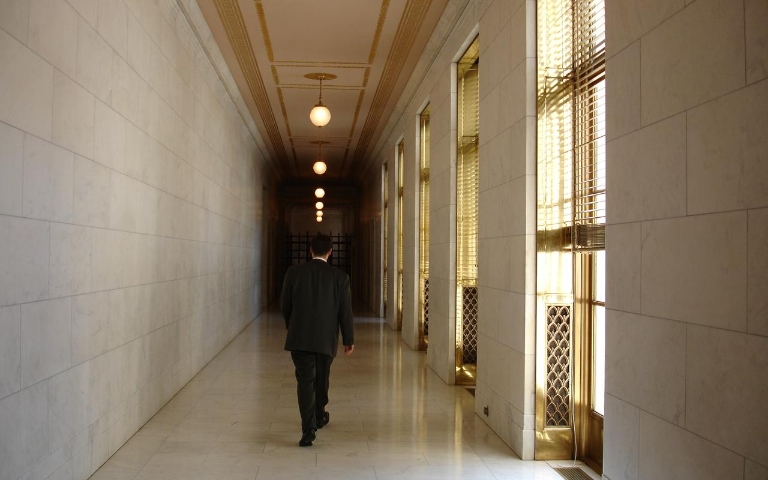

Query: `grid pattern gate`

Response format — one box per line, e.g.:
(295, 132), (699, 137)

(546, 304), (571, 427)
(462, 286), (478, 364)
(284, 233), (353, 278)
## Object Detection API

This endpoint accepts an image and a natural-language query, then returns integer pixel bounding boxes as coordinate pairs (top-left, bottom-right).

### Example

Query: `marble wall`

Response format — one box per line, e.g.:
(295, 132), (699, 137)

(604, 0), (768, 478)
(362, 0), (538, 458)
(0, 0), (270, 478)
(356, 166), (383, 316)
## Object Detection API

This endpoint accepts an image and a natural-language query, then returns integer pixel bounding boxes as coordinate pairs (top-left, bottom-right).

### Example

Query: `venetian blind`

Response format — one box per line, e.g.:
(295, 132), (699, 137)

(538, 0), (605, 252)
(397, 141), (404, 325)
(419, 107), (430, 277)
(457, 38), (480, 285)
(397, 142), (404, 276)
(383, 162), (388, 312)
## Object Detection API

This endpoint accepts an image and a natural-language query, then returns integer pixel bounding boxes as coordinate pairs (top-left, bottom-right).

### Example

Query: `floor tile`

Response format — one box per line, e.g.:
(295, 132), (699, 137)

(89, 308), (593, 480)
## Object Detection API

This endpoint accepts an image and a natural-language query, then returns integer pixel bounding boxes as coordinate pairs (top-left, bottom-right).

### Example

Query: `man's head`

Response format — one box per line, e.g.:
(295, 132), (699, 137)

(310, 233), (332, 258)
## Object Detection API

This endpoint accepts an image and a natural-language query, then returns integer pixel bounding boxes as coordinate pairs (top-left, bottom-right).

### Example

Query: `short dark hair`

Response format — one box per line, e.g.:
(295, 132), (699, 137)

(311, 234), (332, 256)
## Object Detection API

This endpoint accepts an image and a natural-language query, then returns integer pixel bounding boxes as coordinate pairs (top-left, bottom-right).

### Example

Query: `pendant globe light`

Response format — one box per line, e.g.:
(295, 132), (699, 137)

(310, 141), (328, 175)
(316, 216), (323, 222)
(315, 201), (324, 210)
(315, 188), (325, 198)
(305, 73), (336, 127)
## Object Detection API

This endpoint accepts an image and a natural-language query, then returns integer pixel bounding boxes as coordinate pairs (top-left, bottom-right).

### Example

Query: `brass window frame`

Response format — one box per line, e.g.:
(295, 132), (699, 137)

(536, 0), (606, 470)
(383, 162), (389, 317)
(418, 106), (431, 350)
(396, 141), (405, 330)
(455, 37), (479, 385)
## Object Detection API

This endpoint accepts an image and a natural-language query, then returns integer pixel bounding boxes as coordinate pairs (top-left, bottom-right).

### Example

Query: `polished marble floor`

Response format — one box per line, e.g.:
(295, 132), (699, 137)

(90, 308), (598, 480)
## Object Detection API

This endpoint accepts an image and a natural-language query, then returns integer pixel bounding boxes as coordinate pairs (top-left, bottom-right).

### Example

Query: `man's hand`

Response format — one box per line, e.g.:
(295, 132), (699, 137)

(344, 345), (354, 355)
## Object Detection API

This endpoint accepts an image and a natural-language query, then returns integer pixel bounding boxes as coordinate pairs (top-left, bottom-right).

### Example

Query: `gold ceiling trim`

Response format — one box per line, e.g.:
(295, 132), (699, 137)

(292, 136), (349, 140)
(340, 89), (366, 174)
(276, 87), (292, 137)
(253, 0), (387, 66)
(250, 0), (387, 176)
(352, 0), (433, 174)
(350, 90), (366, 138)
(276, 86), (299, 173)
(280, 85), (364, 90)
(275, 64), (369, 69)
(274, 61), (370, 66)
(369, 0), (391, 63)
(214, 0), (287, 163)
(254, 0), (275, 62)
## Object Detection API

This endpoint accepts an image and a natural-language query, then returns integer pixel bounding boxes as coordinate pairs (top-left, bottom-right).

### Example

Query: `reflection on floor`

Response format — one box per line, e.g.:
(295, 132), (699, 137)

(90, 307), (599, 480)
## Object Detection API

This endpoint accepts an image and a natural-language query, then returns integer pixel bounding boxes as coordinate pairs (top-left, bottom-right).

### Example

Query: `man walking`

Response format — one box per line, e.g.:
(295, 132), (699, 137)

(281, 234), (354, 447)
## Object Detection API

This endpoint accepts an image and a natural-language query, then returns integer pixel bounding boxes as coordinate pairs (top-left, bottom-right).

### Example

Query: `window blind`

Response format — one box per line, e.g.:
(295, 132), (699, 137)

(457, 38), (480, 285)
(538, 0), (605, 252)
(397, 142), (404, 327)
(383, 162), (388, 312)
(419, 108), (430, 277)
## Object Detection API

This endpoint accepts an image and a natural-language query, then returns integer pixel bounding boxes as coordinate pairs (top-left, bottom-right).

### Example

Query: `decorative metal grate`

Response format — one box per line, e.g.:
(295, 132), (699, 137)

(462, 286), (479, 364)
(546, 304), (571, 427)
(554, 467), (594, 480)
(423, 277), (429, 337)
(284, 233), (353, 277)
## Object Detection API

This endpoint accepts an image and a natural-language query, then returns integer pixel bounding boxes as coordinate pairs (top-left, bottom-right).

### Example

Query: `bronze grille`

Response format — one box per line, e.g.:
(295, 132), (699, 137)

(462, 286), (478, 364)
(554, 467), (594, 480)
(546, 304), (571, 427)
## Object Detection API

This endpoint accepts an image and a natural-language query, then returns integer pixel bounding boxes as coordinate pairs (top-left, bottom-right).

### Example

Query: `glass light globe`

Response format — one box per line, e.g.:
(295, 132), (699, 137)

(313, 160), (327, 175)
(315, 188), (325, 198)
(310, 104), (331, 127)
(315, 202), (324, 209)
(316, 211), (323, 217)
(316, 216), (322, 222)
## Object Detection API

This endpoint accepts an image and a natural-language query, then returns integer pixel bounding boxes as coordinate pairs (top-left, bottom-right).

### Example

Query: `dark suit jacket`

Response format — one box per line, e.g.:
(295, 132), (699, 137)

(281, 259), (354, 357)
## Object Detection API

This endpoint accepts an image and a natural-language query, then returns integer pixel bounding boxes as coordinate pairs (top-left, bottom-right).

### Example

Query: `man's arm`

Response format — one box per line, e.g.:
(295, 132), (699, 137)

(339, 274), (354, 349)
(280, 271), (292, 328)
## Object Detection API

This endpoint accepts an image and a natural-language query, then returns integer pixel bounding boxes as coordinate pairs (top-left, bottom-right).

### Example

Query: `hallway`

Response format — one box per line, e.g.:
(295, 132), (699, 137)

(89, 308), (593, 480)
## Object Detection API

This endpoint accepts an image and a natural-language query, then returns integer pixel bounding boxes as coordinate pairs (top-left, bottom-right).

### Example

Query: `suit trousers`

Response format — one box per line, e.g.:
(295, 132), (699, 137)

(291, 350), (333, 433)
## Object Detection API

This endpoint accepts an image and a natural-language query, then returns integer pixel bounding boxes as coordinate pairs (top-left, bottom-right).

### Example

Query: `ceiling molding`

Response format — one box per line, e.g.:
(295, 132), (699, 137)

(368, 0), (391, 64)
(362, 0), (471, 180)
(199, 0), (449, 182)
(253, 0), (275, 62)
(213, 0), (288, 166)
(350, 0), (433, 174)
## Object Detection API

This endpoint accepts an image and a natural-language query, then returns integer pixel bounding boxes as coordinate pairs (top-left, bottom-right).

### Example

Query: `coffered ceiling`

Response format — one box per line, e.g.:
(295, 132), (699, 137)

(196, 0), (448, 182)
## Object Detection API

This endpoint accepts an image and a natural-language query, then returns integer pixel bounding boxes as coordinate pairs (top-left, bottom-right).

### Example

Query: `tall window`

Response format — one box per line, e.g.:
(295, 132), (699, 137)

(418, 106), (431, 350)
(456, 38), (479, 385)
(536, 0), (605, 470)
(396, 141), (405, 330)
(383, 162), (389, 317)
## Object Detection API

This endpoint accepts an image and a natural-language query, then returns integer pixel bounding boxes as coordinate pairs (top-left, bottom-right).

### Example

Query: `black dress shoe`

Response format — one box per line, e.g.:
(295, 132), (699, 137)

(299, 429), (316, 447)
(316, 411), (330, 429)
